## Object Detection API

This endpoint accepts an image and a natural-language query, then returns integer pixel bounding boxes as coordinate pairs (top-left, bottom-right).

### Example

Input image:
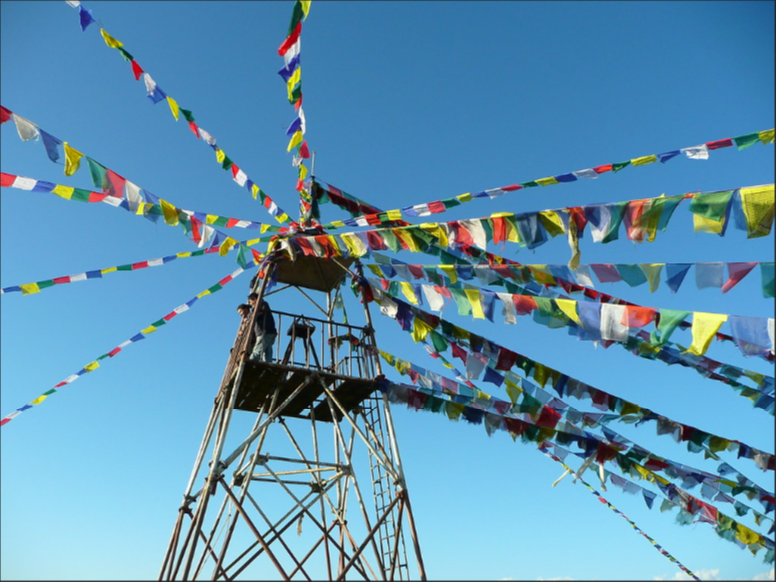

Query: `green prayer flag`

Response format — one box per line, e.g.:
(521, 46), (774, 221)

(612, 160), (631, 173)
(86, 157), (109, 190)
(688, 190), (734, 221)
(71, 188), (92, 202)
(117, 47), (134, 62)
(180, 109), (195, 122)
(733, 132), (760, 150)
(288, 0), (305, 34)
(221, 156), (233, 170)
(652, 308), (690, 345)
(36, 279), (56, 290)
(761, 262), (775, 298)
(117, 264), (133, 271)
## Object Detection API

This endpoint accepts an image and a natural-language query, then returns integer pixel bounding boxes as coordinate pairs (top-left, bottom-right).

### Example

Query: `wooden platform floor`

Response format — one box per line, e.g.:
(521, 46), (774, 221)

(230, 361), (379, 422)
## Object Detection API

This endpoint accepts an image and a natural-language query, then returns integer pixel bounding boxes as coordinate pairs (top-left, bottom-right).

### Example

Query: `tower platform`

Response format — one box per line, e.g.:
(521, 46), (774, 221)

(229, 360), (379, 422)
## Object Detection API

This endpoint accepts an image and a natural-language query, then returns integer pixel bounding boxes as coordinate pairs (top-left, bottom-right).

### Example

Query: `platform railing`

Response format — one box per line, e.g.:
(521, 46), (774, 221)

(226, 309), (377, 382)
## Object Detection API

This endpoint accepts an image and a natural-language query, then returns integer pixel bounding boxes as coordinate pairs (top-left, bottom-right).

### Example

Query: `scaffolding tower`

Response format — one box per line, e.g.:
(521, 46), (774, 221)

(158, 248), (426, 581)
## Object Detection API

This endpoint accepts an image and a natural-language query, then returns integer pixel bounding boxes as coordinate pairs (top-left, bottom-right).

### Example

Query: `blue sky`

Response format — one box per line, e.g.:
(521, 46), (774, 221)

(1, 1), (774, 580)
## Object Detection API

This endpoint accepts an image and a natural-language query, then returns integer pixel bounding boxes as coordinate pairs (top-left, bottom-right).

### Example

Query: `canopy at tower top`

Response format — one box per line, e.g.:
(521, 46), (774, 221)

(274, 253), (355, 293)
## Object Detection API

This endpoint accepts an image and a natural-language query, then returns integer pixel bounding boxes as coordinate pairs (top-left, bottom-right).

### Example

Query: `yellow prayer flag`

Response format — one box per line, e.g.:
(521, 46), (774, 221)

(640, 263), (664, 293)
(631, 154), (657, 166)
(554, 299), (580, 324)
(215, 148), (225, 164)
(340, 233), (367, 257)
(457, 192), (472, 203)
(101, 267), (117, 274)
(399, 281), (419, 305)
(536, 176), (559, 186)
(687, 311), (728, 356)
(176, 252), (192, 258)
(276, 212), (289, 223)
(141, 326), (157, 335)
(100, 28), (123, 48)
(196, 290), (212, 298)
(63, 142), (83, 176)
(251, 183), (260, 200)
(219, 237), (238, 256)
(287, 130), (304, 152)
(297, 163), (308, 180)
(84, 361), (100, 372)
(52, 184), (75, 199)
(528, 266), (555, 285)
(386, 209), (403, 221)
(411, 318), (432, 342)
(419, 223), (448, 247)
(735, 523), (761, 545)
(330, 221), (345, 228)
(739, 184), (775, 239)
(439, 264), (457, 284)
(166, 96), (180, 121)
(445, 401), (465, 421)
(160, 199), (179, 226)
(538, 211), (565, 237)
(30, 394), (49, 405)
(759, 129), (775, 145)
(464, 289), (485, 319)
(393, 229), (421, 252)
(286, 68), (301, 100)
(693, 213), (725, 234)
(300, 0), (311, 17)
(20, 283), (41, 295)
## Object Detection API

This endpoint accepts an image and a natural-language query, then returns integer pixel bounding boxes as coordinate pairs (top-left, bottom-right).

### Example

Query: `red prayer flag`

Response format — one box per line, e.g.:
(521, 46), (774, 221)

(593, 164), (613, 174)
(706, 138), (733, 150)
(428, 200), (446, 213)
(721, 262), (757, 293)
(1, 172), (15, 187)
(53, 276), (71, 284)
(623, 305), (655, 327)
(299, 141), (310, 158)
(130, 60), (144, 81)
(188, 121), (200, 138)
(278, 22), (302, 55)
(501, 184), (522, 192)
(512, 295), (537, 314)
(0, 105), (12, 124)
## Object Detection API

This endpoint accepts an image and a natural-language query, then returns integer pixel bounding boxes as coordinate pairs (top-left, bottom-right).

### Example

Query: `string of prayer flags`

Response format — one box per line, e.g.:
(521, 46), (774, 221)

(400, 362), (776, 532)
(1, 171), (283, 236)
(538, 445), (697, 580)
(370, 249), (774, 368)
(0, 246), (222, 296)
(540, 443), (774, 565)
(59, 4), (294, 226)
(369, 281), (775, 416)
(278, 1), (314, 224)
(312, 128), (774, 227)
(382, 344), (774, 482)
(365, 259), (774, 298)
(307, 179), (775, 270)
(0, 262), (255, 427)
(377, 378), (775, 557)
(385, 352), (776, 521)
(1, 172), (276, 267)
(368, 274), (774, 358)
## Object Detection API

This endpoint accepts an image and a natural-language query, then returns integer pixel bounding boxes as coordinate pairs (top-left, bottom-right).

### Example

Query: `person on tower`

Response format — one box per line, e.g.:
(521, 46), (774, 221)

(249, 298), (277, 363)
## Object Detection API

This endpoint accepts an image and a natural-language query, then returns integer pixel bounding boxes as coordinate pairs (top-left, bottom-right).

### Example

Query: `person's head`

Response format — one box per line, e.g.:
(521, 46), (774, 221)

(237, 303), (251, 318)
(248, 292), (258, 306)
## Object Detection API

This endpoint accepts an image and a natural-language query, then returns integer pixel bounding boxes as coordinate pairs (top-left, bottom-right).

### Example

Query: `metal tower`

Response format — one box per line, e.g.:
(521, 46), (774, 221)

(158, 248), (426, 581)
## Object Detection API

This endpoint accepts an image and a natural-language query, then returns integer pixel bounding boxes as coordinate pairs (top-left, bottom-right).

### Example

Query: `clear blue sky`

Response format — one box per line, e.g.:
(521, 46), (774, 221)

(1, 2), (774, 580)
